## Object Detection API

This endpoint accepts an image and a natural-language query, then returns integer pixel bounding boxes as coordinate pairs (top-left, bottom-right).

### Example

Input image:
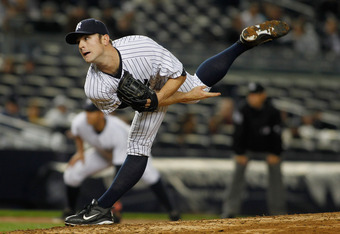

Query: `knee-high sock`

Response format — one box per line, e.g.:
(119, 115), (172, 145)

(150, 178), (175, 212)
(196, 41), (249, 87)
(98, 155), (148, 208)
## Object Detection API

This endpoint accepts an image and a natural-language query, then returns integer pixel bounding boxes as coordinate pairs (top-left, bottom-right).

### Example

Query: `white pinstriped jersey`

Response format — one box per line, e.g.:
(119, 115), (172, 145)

(71, 112), (129, 165)
(84, 35), (208, 156)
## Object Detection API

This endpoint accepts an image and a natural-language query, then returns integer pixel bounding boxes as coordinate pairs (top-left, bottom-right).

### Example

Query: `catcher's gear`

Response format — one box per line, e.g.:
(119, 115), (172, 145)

(117, 70), (158, 112)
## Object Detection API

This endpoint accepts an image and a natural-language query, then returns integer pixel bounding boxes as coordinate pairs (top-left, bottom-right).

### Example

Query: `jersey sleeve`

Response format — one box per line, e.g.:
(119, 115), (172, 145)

(153, 46), (184, 79)
(140, 37), (183, 79)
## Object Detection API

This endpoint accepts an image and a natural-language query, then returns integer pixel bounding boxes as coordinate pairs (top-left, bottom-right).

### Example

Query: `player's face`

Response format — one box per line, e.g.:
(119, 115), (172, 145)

(247, 92), (267, 109)
(86, 111), (102, 126)
(77, 34), (104, 63)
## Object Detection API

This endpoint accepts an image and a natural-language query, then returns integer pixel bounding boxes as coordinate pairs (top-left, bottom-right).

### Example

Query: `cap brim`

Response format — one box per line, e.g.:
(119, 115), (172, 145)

(84, 107), (100, 112)
(83, 103), (100, 112)
(65, 31), (93, 44)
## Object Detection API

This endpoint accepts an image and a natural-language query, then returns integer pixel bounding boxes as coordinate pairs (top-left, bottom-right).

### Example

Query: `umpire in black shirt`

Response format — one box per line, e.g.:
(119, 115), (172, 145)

(221, 82), (286, 218)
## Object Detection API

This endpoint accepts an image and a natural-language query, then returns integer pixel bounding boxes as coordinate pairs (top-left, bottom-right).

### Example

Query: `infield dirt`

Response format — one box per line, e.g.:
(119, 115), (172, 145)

(7, 212), (340, 233)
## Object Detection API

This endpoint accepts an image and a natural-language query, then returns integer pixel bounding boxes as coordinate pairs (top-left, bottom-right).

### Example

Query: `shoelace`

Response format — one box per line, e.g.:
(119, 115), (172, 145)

(85, 202), (95, 214)
(75, 201), (95, 215)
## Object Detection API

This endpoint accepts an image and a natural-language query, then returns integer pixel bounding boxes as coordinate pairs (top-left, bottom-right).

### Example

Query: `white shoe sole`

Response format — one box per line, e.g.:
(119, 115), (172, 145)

(65, 220), (114, 226)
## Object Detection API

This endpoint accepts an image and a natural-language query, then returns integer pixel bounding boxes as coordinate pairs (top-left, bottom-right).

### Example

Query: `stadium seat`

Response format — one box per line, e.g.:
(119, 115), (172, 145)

(181, 133), (210, 149)
(1, 74), (21, 87)
(38, 86), (63, 99)
(66, 87), (87, 101)
(50, 76), (75, 89)
(155, 132), (178, 149)
(330, 100), (340, 112)
(304, 98), (330, 111)
(35, 55), (61, 67)
(24, 75), (49, 88)
(288, 88), (313, 100)
(16, 86), (38, 99)
(61, 55), (85, 67)
(0, 84), (12, 97)
(35, 66), (63, 77)
(210, 134), (233, 150)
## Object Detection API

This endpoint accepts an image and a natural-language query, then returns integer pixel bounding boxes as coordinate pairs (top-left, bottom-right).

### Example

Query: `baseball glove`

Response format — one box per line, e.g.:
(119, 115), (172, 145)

(117, 70), (158, 112)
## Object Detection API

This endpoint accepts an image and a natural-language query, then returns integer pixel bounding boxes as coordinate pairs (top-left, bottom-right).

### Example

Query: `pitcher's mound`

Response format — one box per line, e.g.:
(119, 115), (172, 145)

(9, 212), (340, 233)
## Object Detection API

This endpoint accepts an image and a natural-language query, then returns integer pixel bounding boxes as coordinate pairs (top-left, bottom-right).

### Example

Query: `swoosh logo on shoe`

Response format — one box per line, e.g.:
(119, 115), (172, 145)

(83, 213), (99, 220)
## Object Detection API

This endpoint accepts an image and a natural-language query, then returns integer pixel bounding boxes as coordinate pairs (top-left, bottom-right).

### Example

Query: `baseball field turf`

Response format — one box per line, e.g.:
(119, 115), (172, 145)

(2, 210), (340, 233)
(0, 209), (219, 232)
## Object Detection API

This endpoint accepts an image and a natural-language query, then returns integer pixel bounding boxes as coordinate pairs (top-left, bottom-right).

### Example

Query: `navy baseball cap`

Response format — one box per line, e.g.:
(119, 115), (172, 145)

(65, 18), (109, 44)
(83, 99), (100, 112)
(248, 82), (265, 94)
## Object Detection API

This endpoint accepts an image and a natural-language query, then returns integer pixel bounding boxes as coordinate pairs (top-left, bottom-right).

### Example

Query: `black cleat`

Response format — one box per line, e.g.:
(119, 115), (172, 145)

(65, 199), (114, 226)
(240, 20), (290, 47)
(169, 211), (181, 221)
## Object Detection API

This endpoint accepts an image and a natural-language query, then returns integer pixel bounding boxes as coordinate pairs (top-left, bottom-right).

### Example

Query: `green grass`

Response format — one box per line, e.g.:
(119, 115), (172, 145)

(0, 209), (220, 232)
(0, 210), (62, 218)
(0, 210), (64, 232)
(0, 222), (64, 232)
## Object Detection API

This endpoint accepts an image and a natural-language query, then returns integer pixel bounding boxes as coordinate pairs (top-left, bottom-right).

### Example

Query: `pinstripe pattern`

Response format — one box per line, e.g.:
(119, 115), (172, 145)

(84, 35), (208, 156)
(127, 106), (168, 156)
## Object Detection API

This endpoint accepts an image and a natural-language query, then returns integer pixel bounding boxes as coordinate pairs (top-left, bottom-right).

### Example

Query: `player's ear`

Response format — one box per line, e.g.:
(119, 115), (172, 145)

(102, 34), (110, 45)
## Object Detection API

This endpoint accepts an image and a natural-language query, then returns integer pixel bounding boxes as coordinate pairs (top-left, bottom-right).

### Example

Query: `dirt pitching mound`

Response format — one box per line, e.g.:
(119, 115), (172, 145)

(9, 212), (340, 233)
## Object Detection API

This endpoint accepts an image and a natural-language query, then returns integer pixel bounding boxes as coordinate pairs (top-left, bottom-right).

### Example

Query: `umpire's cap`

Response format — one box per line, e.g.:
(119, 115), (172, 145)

(83, 99), (100, 112)
(248, 82), (265, 94)
(65, 18), (109, 44)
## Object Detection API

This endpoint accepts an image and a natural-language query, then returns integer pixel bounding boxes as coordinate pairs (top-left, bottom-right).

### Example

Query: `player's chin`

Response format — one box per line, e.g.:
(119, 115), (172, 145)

(82, 56), (93, 63)
(82, 54), (93, 63)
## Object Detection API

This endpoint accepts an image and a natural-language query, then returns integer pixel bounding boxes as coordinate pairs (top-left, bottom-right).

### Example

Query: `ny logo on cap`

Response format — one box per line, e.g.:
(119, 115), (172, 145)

(76, 22), (82, 31)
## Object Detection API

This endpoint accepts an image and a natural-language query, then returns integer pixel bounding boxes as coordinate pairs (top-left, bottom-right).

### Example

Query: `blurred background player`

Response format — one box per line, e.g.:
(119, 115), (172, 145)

(63, 100), (180, 222)
(44, 95), (74, 133)
(221, 82), (286, 218)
